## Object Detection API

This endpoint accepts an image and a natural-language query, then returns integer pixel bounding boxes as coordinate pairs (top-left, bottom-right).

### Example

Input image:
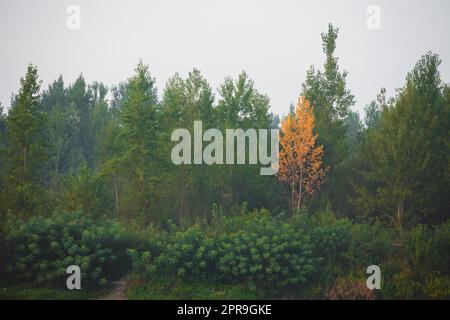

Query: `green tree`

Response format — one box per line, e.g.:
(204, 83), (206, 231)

(68, 75), (94, 168)
(354, 52), (449, 229)
(3, 64), (48, 216)
(119, 60), (159, 225)
(0, 103), (7, 214)
(216, 71), (277, 213)
(159, 68), (216, 223)
(301, 24), (356, 215)
(41, 76), (75, 195)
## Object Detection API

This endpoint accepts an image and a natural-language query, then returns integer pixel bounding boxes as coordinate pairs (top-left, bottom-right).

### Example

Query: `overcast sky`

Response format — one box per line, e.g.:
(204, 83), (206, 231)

(1, 0), (449, 116)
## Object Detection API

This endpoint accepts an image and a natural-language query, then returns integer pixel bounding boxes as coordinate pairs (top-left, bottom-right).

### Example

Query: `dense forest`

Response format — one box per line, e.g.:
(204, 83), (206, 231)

(0, 24), (449, 299)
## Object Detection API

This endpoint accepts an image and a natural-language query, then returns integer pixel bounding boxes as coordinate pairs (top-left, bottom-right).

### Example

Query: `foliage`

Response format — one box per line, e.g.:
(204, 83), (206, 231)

(0, 25), (449, 300)
(126, 277), (262, 300)
(59, 165), (113, 217)
(3, 211), (138, 288)
(302, 24), (357, 216)
(326, 276), (375, 300)
(354, 52), (450, 229)
(130, 209), (318, 295)
(2, 64), (49, 217)
(403, 221), (450, 276)
(278, 96), (327, 213)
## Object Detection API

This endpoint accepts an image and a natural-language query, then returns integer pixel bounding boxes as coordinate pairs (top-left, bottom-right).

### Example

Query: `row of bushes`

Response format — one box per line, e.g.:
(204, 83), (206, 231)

(1, 208), (449, 298)
(2, 211), (142, 288)
(128, 209), (450, 298)
(129, 210), (319, 293)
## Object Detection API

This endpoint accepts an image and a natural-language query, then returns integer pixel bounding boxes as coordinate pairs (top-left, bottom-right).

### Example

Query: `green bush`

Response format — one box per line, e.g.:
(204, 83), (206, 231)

(297, 213), (394, 292)
(214, 212), (317, 292)
(4, 211), (138, 288)
(378, 221), (450, 299)
(404, 221), (450, 275)
(131, 209), (318, 294)
(310, 220), (352, 265)
(348, 221), (393, 267)
(60, 165), (113, 217)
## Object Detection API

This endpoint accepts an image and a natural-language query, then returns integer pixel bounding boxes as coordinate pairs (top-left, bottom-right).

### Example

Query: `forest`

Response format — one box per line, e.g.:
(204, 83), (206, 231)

(0, 24), (449, 299)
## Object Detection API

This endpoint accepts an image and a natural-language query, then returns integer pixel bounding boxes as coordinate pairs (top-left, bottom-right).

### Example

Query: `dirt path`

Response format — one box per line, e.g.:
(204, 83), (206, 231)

(98, 278), (128, 300)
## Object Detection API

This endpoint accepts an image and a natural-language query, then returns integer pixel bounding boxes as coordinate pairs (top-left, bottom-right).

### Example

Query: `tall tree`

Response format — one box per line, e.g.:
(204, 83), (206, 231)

(302, 24), (355, 215)
(0, 103), (7, 213)
(68, 75), (94, 168)
(41, 76), (74, 194)
(278, 96), (326, 214)
(354, 52), (449, 229)
(3, 64), (48, 216)
(160, 69), (216, 223)
(119, 60), (159, 224)
(216, 71), (274, 212)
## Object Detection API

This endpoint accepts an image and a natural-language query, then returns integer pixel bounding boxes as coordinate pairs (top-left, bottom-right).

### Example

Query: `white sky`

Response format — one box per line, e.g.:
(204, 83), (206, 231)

(1, 0), (449, 116)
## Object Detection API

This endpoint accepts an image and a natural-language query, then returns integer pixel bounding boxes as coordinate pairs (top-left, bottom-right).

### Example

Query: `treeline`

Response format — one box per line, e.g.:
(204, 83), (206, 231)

(0, 24), (448, 231)
(0, 62), (283, 227)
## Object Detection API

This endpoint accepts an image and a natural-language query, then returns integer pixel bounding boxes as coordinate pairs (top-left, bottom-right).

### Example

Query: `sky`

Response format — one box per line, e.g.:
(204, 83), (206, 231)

(1, 0), (449, 116)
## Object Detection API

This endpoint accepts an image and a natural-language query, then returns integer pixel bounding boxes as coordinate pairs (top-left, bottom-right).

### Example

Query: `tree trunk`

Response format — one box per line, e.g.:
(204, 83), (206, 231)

(396, 202), (404, 232)
(291, 174), (295, 215)
(178, 170), (186, 224)
(23, 144), (28, 184)
(113, 174), (119, 218)
(297, 167), (303, 210)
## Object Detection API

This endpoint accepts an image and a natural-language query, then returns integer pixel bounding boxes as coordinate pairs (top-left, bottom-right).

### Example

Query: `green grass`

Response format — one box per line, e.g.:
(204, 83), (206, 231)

(0, 285), (103, 300)
(127, 277), (263, 300)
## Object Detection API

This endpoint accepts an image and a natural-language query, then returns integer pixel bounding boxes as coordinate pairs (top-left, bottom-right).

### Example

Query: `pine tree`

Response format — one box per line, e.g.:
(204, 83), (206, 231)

(354, 52), (450, 228)
(4, 64), (48, 216)
(119, 60), (159, 224)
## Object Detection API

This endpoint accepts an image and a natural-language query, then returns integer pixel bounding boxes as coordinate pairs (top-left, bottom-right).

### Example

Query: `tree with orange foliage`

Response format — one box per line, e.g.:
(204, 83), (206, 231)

(278, 96), (326, 213)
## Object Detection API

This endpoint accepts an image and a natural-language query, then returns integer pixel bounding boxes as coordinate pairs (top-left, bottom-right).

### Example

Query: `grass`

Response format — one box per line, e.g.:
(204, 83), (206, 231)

(0, 285), (103, 300)
(1, 278), (263, 300)
(126, 276), (263, 300)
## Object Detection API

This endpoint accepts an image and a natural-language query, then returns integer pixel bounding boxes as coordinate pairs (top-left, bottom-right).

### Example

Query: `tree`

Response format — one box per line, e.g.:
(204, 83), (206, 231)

(68, 75), (94, 168)
(3, 64), (48, 216)
(301, 23), (356, 215)
(0, 103), (7, 214)
(354, 52), (450, 229)
(278, 96), (326, 214)
(159, 68), (216, 223)
(216, 71), (274, 213)
(97, 105), (123, 218)
(119, 60), (159, 224)
(41, 76), (75, 194)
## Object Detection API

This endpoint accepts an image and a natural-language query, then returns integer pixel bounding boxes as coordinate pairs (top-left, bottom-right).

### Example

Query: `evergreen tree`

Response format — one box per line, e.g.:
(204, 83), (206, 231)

(41, 76), (74, 194)
(302, 24), (356, 215)
(354, 52), (449, 228)
(119, 60), (159, 224)
(68, 75), (94, 168)
(3, 64), (48, 216)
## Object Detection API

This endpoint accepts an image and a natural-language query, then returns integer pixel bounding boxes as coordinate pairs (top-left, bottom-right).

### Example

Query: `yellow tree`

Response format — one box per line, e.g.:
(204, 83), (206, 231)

(278, 96), (326, 213)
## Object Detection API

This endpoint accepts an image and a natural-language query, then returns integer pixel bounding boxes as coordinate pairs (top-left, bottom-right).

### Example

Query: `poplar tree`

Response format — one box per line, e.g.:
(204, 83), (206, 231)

(302, 24), (355, 214)
(278, 96), (326, 214)
(4, 64), (48, 216)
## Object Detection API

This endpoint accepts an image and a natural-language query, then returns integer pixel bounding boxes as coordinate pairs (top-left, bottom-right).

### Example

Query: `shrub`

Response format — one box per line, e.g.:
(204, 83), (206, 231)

(214, 214), (317, 292)
(60, 165), (113, 217)
(4, 211), (138, 288)
(326, 276), (375, 300)
(310, 220), (352, 265)
(404, 221), (450, 275)
(131, 209), (318, 294)
(348, 221), (393, 267)
(378, 221), (450, 299)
